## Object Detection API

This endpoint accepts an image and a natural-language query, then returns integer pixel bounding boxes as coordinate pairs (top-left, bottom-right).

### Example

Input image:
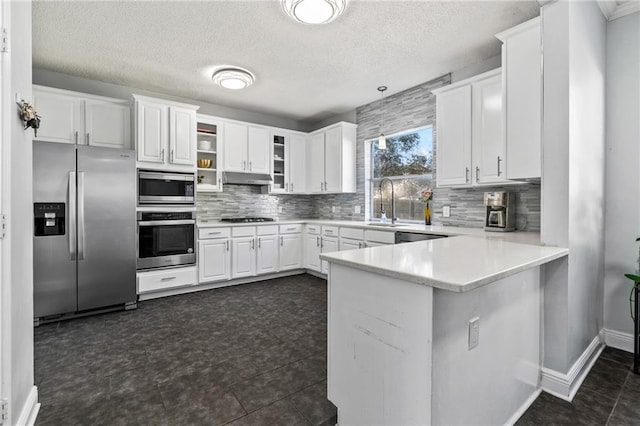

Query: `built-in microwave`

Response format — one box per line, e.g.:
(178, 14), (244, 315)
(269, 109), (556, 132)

(136, 211), (196, 270)
(138, 170), (195, 205)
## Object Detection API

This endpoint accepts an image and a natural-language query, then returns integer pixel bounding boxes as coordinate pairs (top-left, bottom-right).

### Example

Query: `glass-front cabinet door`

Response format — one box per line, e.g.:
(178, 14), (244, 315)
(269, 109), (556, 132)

(195, 115), (224, 192)
(271, 131), (288, 193)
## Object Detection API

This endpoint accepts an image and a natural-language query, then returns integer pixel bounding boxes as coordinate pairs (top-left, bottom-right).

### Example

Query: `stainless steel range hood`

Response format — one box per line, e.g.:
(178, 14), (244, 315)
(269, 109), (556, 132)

(222, 171), (273, 186)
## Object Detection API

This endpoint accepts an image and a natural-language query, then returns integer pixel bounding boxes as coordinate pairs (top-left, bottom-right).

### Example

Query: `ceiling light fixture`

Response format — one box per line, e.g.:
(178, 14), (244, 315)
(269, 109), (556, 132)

(212, 67), (255, 90)
(378, 86), (387, 150)
(282, 0), (346, 24)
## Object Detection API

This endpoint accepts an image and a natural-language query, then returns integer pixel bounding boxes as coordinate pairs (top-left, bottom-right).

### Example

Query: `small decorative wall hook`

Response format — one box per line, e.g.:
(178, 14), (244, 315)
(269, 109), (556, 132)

(17, 100), (41, 137)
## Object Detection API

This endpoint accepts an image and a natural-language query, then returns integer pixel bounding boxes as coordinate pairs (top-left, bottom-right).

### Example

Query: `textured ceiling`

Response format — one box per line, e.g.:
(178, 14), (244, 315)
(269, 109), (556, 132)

(32, 1), (540, 126)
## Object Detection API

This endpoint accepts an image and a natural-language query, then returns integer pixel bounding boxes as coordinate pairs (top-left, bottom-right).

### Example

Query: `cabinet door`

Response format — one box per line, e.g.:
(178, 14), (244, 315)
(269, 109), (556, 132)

(308, 132), (325, 193)
(280, 234), (302, 270)
(304, 233), (322, 272)
(472, 75), (505, 184)
(232, 236), (256, 278)
(323, 126), (342, 192)
(169, 106), (196, 166)
(198, 239), (231, 282)
(289, 134), (307, 193)
(33, 89), (83, 144)
(321, 236), (339, 274)
(503, 21), (541, 180)
(136, 100), (167, 163)
(435, 86), (472, 187)
(85, 100), (131, 149)
(256, 235), (279, 274)
(248, 126), (270, 174)
(223, 122), (248, 172)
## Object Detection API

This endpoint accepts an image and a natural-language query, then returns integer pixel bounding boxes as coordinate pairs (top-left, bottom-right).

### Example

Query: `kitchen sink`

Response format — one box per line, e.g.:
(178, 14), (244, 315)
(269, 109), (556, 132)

(366, 222), (402, 227)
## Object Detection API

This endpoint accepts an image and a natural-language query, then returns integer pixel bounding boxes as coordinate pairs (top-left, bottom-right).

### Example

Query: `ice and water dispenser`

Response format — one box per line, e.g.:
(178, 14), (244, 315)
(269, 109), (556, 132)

(34, 203), (66, 236)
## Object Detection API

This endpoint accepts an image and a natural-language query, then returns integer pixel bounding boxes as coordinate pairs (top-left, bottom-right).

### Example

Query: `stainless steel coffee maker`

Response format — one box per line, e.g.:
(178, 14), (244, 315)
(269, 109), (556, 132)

(484, 191), (515, 232)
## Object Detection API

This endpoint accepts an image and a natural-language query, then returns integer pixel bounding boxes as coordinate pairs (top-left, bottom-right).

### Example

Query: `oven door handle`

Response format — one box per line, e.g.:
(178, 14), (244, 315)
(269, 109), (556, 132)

(137, 220), (196, 226)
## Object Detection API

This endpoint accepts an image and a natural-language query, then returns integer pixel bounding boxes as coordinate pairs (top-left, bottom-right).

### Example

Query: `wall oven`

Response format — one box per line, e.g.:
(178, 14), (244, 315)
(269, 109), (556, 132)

(138, 170), (195, 205)
(137, 211), (196, 270)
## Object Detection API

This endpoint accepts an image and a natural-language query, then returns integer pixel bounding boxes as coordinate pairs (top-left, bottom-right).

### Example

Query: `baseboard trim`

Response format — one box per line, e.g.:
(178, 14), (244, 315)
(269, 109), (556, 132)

(604, 328), (634, 353)
(16, 386), (40, 426)
(505, 388), (542, 426)
(541, 332), (604, 401)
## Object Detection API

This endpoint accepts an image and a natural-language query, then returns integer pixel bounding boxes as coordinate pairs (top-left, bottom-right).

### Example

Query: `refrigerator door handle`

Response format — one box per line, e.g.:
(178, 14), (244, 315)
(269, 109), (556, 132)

(77, 171), (86, 260)
(68, 171), (77, 260)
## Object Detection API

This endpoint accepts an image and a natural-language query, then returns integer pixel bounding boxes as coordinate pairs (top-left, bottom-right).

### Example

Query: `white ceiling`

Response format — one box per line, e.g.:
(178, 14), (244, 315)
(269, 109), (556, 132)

(32, 1), (540, 126)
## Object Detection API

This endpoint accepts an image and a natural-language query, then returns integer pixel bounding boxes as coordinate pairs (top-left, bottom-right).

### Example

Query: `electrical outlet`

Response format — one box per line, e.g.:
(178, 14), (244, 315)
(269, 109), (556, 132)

(354, 205), (361, 214)
(443, 205), (451, 218)
(331, 206), (336, 213)
(278, 206), (283, 213)
(468, 317), (480, 350)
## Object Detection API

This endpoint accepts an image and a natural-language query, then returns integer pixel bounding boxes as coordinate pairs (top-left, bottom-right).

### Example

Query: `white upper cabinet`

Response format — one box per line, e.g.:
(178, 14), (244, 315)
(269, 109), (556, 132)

(270, 131), (307, 194)
(433, 69), (511, 188)
(496, 17), (541, 181)
(307, 122), (357, 194)
(288, 133), (307, 193)
(434, 85), (472, 186)
(222, 122), (270, 174)
(33, 85), (130, 149)
(247, 126), (270, 173)
(133, 94), (198, 171)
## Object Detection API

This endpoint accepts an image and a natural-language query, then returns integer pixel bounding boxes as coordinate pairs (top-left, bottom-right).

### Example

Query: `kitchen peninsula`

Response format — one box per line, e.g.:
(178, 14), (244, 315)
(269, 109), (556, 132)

(320, 236), (568, 425)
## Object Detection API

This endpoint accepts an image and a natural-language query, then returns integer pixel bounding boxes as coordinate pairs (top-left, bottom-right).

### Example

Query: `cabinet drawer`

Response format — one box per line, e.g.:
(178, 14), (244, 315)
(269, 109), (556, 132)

(257, 225), (278, 236)
(279, 224), (302, 234)
(306, 224), (321, 235)
(232, 226), (256, 237)
(137, 266), (197, 294)
(340, 227), (364, 240)
(198, 227), (231, 239)
(322, 226), (339, 237)
(364, 229), (395, 245)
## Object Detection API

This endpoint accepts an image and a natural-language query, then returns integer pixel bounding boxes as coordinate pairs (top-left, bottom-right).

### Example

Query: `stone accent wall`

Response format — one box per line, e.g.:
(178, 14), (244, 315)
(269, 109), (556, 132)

(196, 72), (541, 231)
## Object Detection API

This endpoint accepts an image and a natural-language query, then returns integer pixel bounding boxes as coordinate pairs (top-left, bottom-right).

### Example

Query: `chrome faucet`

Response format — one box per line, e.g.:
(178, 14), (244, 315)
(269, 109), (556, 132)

(379, 177), (396, 224)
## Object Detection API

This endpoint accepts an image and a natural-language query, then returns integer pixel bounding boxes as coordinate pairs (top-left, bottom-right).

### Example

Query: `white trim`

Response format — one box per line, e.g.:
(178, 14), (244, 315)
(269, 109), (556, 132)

(430, 68), (502, 95)
(15, 386), (40, 426)
(495, 16), (541, 42)
(541, 332), (604, 401)
(604, 328), (634, 353)
(505, 388), (542, 426)
(597, 0), (639, 20)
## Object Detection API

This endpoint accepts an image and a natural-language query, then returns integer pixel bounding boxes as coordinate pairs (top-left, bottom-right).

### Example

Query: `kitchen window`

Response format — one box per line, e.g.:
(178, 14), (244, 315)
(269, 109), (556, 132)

(369, 126), (434, 222)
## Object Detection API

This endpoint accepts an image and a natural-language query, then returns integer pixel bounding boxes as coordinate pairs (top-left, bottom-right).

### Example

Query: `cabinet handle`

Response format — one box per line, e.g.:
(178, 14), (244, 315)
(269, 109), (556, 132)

(249, 161), (252, 171)
(242, 160), (246, 170)
(280, 236), (284, 246)
(285, 183), (289, 192)
(287, 227), (296, 231)
(320, 181), (323, 191)
(258, 237), (261, 248)
(475, 166), (480, 183)
(358, 242), (362, 248)
(208, 231), (221, 235)
(171, 149), (174, 163)
(251, 238), (255, 250)
(160, 276), (176, 282)
(465, 167), (470, 183)
(75, 131), (78, 144)
(316, 236), (320, 247)
(497, 156), (502, 176)
(291, 183), (294, 192)
(86, 133), (90, 145)
(324, 181), (328, 191)
(218, 178), (221, 186)
(226, 240), (229, 251)
(320, 236), (323, 248)
(161, 149), (165, 162)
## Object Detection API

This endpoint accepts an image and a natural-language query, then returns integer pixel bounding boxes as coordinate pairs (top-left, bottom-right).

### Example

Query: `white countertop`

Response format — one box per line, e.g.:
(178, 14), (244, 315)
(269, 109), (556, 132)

(319, 236), (567, 293)
(197, 219), (541, 246)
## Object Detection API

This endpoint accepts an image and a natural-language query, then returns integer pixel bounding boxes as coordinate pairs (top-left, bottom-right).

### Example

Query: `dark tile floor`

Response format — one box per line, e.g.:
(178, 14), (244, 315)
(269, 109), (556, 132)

(518, 347), (640, 425)
(34, 274), (337, 426)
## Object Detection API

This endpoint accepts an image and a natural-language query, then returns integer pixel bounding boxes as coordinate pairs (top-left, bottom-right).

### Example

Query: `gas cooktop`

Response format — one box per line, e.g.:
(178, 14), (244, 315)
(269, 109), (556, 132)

(220, 217), (275, 223)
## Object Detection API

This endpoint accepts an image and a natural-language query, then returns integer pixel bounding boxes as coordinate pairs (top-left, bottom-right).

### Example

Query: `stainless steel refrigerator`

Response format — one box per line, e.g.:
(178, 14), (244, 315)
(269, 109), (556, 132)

(33, 141), (136, 319)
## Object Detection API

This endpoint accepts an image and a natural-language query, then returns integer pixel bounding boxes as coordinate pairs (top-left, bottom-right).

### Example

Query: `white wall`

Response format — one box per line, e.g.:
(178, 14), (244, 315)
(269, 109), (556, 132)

(541, 0), (606, 374)
(3, 1), (36, 423)
(603, 13), (640, 340)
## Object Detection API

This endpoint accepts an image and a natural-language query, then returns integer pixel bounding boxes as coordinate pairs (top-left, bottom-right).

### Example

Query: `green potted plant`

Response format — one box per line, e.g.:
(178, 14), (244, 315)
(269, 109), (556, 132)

(624, 237), (640, 374)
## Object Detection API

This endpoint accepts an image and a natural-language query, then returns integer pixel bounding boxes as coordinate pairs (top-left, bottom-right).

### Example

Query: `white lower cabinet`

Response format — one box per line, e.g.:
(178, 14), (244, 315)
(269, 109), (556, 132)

(279, 224), (303, 270)
(198, 239), (231, 283)
(340, 237), (364, 251)
(305, 225), (322, 272)
(257, 234), (279, 274)
(232, 236), (256, 278)
(321, 236), (339, 274)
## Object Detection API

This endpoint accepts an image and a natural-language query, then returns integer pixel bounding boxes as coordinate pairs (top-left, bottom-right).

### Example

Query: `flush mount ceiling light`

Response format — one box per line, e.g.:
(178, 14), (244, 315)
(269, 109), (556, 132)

(212, 67), (255, 90)
(282, 0), (346, 24)
(378, 86), (387, 150)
